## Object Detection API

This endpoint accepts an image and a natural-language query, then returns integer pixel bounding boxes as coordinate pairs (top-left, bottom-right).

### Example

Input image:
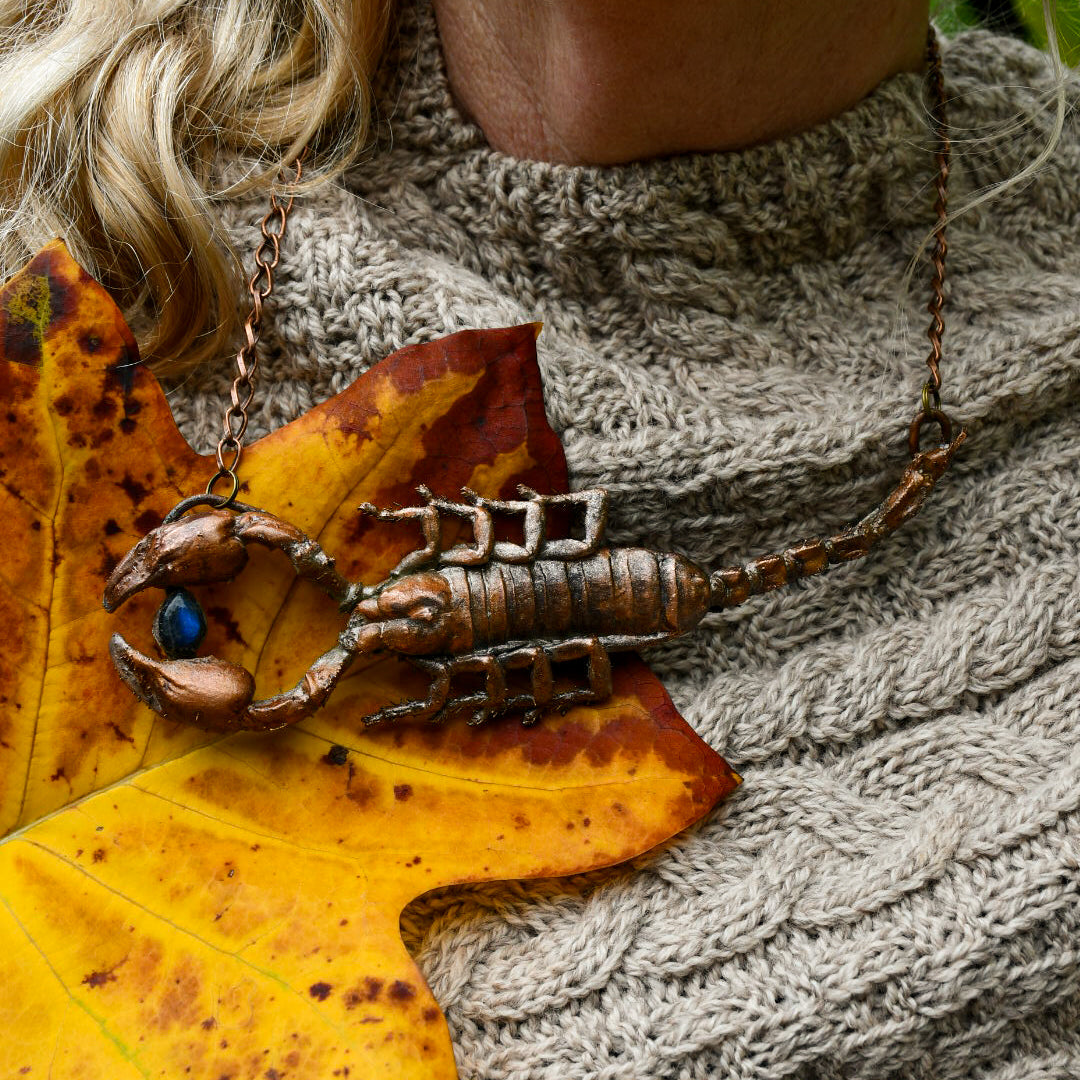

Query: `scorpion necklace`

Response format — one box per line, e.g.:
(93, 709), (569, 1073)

(103, 30), (966, 734)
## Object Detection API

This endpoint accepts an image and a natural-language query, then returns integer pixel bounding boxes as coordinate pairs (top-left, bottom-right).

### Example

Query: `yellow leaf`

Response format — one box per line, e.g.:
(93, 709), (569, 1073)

(0, 242), (738, 1078)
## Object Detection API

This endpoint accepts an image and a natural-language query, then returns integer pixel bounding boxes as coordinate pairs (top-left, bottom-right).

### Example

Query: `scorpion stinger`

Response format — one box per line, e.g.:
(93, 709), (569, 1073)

(103, 431), (964, 733)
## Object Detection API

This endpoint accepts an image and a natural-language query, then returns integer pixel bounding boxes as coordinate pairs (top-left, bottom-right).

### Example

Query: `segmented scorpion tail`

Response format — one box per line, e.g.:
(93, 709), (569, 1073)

(707, 430), (966, 611)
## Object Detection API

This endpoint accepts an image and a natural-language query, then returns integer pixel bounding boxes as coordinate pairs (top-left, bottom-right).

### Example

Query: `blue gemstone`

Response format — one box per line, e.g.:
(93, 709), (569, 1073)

(153, 588), (207, 659)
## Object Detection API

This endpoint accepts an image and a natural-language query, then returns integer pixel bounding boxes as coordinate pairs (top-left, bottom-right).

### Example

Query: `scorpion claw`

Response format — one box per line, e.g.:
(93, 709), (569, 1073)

(103, 510), (248, 611)
(108, 633), (256, 731)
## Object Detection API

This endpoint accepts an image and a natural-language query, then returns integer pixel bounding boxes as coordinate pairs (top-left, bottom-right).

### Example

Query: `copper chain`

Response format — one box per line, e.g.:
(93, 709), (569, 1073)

(208, 31), (953, 497)
(207, 151), (307, 503)
(910, 27), (953, 454)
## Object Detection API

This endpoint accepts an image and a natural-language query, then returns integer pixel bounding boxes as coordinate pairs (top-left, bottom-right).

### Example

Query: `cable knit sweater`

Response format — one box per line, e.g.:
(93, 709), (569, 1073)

(171, 5), (1080, 1078)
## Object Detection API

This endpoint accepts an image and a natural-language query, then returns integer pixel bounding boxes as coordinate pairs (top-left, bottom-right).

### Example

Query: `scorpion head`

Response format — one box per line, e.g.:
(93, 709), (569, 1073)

(355, 572), (458, 655)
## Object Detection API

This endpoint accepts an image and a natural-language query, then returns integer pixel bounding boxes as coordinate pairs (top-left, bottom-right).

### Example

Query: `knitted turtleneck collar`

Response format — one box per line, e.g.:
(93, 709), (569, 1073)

(359, 1), (1048, 276)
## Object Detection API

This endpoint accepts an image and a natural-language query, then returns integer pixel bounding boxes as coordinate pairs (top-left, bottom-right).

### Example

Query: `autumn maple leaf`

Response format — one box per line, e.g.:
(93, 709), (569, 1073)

(0, 242), (737, 1079)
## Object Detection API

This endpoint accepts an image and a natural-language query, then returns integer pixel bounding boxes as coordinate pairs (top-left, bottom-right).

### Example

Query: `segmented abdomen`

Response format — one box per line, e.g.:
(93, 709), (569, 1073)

(442, 549), (709, 648)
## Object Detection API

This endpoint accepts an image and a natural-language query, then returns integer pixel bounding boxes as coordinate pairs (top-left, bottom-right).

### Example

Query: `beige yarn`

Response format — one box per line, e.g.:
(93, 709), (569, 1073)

(169, 4), (1080, 1076)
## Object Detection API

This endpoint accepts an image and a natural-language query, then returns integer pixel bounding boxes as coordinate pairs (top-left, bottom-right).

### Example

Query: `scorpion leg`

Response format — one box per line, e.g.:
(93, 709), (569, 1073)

(461, 488), (546, 563)
(499, 645), (554, 725)
(365, 653), (516, 727)
(359, 502), (442, 577)
(446, 654), (509, 726)
(417, 485), (495, 566)
(495, 638), (612, 721)
(363, 658), (451, 726)
(543, 637), (613, 712)
(526, 488), (609, 560)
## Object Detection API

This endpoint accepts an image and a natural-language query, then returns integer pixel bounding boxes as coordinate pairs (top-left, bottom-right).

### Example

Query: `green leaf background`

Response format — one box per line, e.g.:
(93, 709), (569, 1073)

(933, 0), (1080, 65)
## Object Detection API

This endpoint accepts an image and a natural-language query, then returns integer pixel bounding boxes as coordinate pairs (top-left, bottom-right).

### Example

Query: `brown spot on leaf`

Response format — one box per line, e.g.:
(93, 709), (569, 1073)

(205, 605), (245, 646)
(393, 783), (412, 801)
(308, 981), (332, 1001)
(344, 978), (382, 1008)
(97, 547), (119, 580)
(103, 518), (122, 536)
(201, 1017), (217, 1030)
(108, 722), (135, 744)
(422, 1007), (439, 1023)
(345, 763), (379, 809)
(92, 849), (106, 863)
(119, 473), (150, 505)
(82, 969), (117, 989)
(133, 508), (160, 534)
(153, 960), (202, 1031)
(388, 980), (415, 1004)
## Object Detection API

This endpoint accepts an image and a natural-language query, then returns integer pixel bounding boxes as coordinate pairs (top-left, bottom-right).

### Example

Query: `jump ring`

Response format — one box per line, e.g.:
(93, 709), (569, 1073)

(908, 408), (953, 455)
(205, 469), (241, 506)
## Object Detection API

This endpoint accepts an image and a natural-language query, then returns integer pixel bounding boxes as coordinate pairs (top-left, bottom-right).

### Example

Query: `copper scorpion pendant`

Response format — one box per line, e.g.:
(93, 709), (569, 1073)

(102, 424), (964, 733)
(102, 31), (960, 735)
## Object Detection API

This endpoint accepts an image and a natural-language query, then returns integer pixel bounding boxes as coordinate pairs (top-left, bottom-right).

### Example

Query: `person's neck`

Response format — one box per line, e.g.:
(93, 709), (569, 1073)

(431, 0), (931, 164)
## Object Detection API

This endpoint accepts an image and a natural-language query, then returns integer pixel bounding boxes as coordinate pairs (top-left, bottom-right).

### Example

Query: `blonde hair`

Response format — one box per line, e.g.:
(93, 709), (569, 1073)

(0, 0), (391, 373)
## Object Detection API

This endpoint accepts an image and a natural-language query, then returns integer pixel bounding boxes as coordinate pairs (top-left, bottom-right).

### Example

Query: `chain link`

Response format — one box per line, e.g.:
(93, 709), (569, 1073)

(207, 150), (308, 502)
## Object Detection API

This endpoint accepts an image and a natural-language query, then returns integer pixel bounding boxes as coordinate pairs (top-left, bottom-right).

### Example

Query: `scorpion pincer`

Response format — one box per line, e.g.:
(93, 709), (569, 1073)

(103, 430), (964, 733)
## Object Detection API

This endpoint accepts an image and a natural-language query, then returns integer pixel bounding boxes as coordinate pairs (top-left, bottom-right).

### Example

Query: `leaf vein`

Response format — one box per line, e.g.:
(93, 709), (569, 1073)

(23, 838), (353, 1040)
(0, 888), (151, 1077)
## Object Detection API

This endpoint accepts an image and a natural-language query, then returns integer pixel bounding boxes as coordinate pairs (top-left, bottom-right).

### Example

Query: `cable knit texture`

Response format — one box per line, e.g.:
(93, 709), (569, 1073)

(169, 5), (1080, 1077)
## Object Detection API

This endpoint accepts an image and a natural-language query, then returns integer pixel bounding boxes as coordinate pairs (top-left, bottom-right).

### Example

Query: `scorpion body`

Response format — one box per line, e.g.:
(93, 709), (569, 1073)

(418, 550), (709, 651)
(103, 430), (965, 733)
